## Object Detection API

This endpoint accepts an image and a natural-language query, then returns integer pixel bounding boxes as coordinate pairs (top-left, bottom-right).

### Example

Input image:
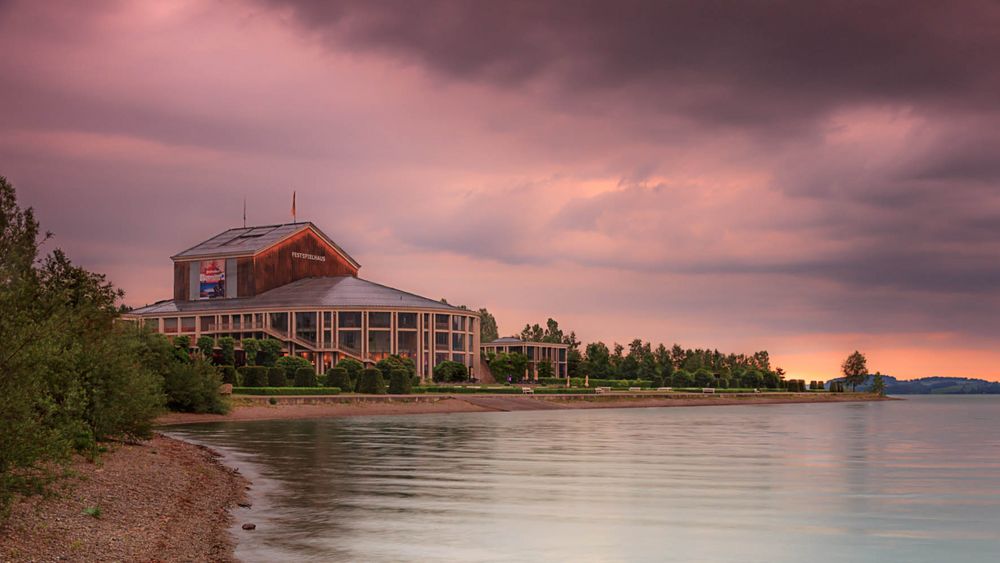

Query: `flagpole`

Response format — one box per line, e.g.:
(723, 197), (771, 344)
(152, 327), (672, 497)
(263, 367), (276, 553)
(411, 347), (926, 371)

(291, 190), (297, 224)
(243, 196), (247, 228)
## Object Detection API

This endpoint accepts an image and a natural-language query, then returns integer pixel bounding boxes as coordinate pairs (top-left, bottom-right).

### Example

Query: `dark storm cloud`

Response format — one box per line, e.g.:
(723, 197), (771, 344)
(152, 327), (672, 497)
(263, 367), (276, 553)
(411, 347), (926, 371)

(259, 0), (1000, 127)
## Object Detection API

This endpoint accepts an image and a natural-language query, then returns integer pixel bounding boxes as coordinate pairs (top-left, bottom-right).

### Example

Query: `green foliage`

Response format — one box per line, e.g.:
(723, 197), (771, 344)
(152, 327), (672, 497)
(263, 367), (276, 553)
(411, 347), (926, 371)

(388, 368), (413, 394)
(276, 354), (312, 373)
(376, 354), (417, 381)
(871, 372), (886, 396)
(174, 335), (191, 353)
(219, 365), (238, 385)
(82, 506), (102, 519)
(671, 370), (694, 387)
(336, 358), (364, 386)
(234, 387), (341, 395)
(217, 337), (235, 366)
(536, 359), (555, 379)
(0, 176), (172, 519)
(267, 367), (286, 387)
(417, 386), (523, 394)
(357, 367), (387, 394)
(487, 352), (527, 383)
(241, 338), (260, 365)
(433, 360), (470, 383)
(694, 368), (715, 387)
(293, 367), (318, 387)
(842, 350), (868, 391)
(257, 338), (283, 367)
(162, 358), (229, 414)
(196, 336), (215, 360)
(479, 308), (499, 343)
(240, 366), (268, 387)
(326, 367), (351, 389)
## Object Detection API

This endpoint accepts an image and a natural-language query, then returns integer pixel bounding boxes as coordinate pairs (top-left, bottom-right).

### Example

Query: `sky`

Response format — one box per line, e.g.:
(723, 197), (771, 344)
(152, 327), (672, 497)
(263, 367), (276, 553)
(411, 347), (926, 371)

(2, 0), (999, 381)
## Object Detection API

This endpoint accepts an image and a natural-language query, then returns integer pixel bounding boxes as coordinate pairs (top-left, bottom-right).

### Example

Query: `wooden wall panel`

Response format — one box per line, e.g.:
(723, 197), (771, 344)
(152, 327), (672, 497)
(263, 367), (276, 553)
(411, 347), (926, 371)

(173, 262), (189, 302)
(237, 257), (254, 298)
(253, 229), (359, 295)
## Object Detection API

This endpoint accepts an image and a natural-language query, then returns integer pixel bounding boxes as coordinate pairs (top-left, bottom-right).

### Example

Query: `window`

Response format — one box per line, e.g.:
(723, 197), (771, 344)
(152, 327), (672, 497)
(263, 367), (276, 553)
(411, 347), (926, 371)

(452, 333), (465, 352)
(398, 312), (417, 329)
(339, 330), (361, 355)
(339, 311), (362, 328)
(559, 348), (567, 361)
(451, 316), (465, 331)
(435, 352), (448, 366)
(269, 312), (288, 334)
(369, 331), (391, 359)
(144, 318), (159, 331)
(435, 332), (450, 350)
(435, 314), (449, 330)
(200, 316), (215, 331)
(397, 332), (417, 357)
(323, 312), (332, 329)
(452, 353), (465, 364)
(180, 317), (196, 333)
(164, 318), (178, 333)
(295, 312), (317, 345)
(369, 312), (391, 329)
(423, 330), (429, 348)
(232, 315), (241, 329)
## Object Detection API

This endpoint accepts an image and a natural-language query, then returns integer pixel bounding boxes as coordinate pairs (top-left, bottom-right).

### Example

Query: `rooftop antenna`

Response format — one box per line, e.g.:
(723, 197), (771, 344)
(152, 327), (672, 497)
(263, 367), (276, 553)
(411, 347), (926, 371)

(243, 196), (247, 228)
(291, 190), (297, 224)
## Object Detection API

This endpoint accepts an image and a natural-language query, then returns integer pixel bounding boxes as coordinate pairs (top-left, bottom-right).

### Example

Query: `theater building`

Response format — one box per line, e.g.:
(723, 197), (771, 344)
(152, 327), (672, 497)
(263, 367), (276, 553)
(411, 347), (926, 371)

(124, 222), (480, 379)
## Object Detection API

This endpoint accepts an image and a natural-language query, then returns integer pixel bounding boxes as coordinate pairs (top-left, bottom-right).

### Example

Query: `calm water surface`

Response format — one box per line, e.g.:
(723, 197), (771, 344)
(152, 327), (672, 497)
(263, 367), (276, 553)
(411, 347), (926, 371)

(168, 396), (1000, 562)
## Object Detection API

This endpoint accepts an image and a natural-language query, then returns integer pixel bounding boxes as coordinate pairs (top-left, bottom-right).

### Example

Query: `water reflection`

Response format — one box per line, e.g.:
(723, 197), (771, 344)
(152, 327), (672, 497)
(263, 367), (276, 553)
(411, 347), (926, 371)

(169, 396), (1000, 563)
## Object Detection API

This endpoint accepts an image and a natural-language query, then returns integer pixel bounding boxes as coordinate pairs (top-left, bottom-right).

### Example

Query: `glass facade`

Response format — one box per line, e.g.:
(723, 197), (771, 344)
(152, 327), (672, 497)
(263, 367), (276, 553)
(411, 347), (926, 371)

(339, 311), (362, 328)
(368, 331), (391, 359)
(339, 330), (361, 355)
(398, 312), (417, 329)
(368, 312), (391, 328)
(397, 331), (417, 357)
(295, 312), (317, 345)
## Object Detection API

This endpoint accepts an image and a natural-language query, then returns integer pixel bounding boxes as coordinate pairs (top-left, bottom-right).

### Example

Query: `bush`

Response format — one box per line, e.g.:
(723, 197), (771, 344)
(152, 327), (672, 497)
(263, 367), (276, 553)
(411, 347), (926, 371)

(267, 367), (287, 387)
(218, 337), (236, 366)
(671, 370), (694, 387)
(357, 367), (387, 394)
(433, 360), (469, 383)
(388, 368), (412, 394)
(234, 387), (341, 395)
(163, 358), (229, 414)
(337, 358), (364, 386)
(241, 338), (260, 365)
(219, 365), (238, 385)
(411, 375), (422, 388)
(376, 354), (417, 380)
(240, 366), (268, 387)
(257, 338), (283, 366)
(293, 367), (318, 387)
(276, 355), (312, 373)
(197, 336), (215, 360)
(326, 367), (351, 389)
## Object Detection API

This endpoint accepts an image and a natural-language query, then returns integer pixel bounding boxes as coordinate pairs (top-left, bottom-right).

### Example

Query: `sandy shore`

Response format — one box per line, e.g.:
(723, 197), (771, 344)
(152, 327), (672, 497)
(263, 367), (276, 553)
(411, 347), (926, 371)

(0, 435), (249, 562)
(157, 392), (888, 426)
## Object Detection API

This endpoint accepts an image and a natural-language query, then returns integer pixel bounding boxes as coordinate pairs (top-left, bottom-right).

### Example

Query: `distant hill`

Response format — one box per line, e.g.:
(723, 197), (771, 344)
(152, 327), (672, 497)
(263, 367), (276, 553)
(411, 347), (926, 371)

(827, 375), (1000, 394)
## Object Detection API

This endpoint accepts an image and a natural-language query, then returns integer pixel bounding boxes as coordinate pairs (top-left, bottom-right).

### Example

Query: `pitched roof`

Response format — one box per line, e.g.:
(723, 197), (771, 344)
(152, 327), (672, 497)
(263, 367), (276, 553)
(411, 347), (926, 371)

(129, 275), (467, 315)
(170, 222), (360, 268)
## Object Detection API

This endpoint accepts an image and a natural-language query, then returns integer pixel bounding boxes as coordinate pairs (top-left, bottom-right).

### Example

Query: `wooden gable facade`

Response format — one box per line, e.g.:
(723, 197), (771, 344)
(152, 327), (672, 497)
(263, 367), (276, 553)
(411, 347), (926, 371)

(172, 225), (359, 302)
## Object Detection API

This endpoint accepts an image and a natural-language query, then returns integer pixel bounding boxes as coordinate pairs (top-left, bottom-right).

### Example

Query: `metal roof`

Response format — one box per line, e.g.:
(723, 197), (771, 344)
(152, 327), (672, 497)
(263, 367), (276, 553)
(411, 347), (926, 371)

(170, 222), (360, 268)
(129, 276), (469, 315)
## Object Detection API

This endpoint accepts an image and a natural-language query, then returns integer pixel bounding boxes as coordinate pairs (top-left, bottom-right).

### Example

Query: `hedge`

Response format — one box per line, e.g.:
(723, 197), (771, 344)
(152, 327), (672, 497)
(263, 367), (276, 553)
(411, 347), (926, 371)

(415, 386), (523, 394)
(239, 366), (268, 387)
(219, 365), (238, 386)
(293, 367), (318, 387)
(233, 387), (341, 395)
(267, 367), (286, 387)
(357, 367), (387, 394)
(388, 368), (412, 394)
(326, 367), (351, 389)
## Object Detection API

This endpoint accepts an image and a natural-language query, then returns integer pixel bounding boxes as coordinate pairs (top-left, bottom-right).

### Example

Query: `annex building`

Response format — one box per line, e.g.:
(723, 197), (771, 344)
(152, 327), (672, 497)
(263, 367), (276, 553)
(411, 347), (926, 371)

(125, 222), (480, 379)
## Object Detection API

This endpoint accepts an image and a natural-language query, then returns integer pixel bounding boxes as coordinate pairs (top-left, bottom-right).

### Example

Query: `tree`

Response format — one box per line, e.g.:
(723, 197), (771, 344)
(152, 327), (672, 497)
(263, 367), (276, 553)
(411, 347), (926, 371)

(536, 359), (555, 379)
(487, 352), (527, 383)
(336, 357), (364, 387)
(276, 354), (312, 373)
(241, 338), (259, 366)
(197, 336), (215, 360)
(582, 342), (612, 378)
(871, 371), (886, 397)
(376, 354), (416, 381)
(841, 351), (868, 391)
(479, 308), (499, 343)
(217, 336), (236, 366)
(433, 360), (469, 383)
(257, 338), (284, 366)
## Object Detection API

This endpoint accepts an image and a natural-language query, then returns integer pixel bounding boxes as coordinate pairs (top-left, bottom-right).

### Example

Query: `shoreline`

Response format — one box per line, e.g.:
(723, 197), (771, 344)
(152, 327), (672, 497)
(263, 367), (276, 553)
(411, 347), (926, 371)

(0, 434), (249, 562)
(157, 392), (890, 426)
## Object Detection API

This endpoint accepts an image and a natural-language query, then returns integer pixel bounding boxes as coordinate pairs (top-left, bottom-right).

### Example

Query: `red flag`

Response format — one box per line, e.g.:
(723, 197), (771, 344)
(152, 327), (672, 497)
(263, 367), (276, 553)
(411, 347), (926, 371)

(291, 191), (296, 222)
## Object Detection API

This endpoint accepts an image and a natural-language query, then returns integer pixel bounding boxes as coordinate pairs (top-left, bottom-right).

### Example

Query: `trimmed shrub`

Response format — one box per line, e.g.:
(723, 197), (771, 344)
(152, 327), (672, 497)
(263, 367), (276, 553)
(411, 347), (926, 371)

(218, 337), (236, 366)
(326, 367), (351, 389)
(219, 365), (238, 385)
(257, 338), (283, 367)
(357, 367), (387, 394)
(433, 360), (469, 383)
(376, 354), (417, 381)
(337, 358), (365, 384)
(410, 375), (422, 388)
(293, 367), (318, 387)
(241, 366), (268, 387)
(267, 367), (287, 387)
(276, 355), (312, 373)
(163, 359), (229, 414)
(388, 368), (412, 394)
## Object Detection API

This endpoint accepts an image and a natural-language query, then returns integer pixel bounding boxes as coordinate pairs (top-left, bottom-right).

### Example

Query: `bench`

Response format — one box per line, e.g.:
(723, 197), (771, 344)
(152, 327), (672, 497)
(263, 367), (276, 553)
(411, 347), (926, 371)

(656, 387), (672, 391)
(521, 387), (534, 394)
(702, 388), (716, 394)
(628, 387), (642, 392)
(595, 387), (612, 394)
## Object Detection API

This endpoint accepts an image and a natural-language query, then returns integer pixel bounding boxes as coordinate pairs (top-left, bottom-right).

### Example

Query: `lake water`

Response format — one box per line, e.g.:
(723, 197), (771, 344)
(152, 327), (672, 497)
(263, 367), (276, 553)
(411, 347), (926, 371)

(168, 396), (1000, 562)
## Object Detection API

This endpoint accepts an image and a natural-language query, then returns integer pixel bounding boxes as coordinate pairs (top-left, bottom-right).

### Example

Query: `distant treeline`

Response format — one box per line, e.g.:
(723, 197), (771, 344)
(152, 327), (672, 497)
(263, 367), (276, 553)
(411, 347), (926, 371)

(829, 375), (1000, 394)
